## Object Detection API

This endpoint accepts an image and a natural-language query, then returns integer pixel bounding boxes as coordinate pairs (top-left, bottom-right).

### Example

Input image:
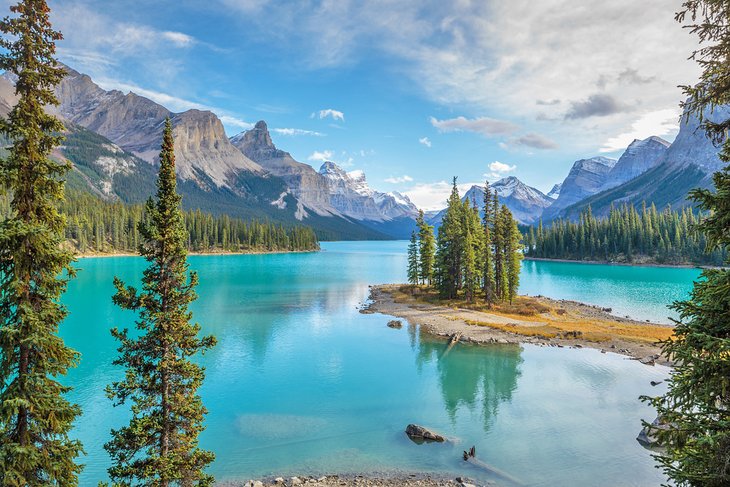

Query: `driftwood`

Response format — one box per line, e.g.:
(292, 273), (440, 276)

(461, 445), (523, 486)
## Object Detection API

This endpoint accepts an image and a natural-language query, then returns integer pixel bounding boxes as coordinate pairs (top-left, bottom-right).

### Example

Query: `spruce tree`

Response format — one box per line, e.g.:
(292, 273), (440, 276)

(461, 200), (479, 303)
(492, 194), (505, 301)
(482, 182), (495, 304)
(643, 2), (730, 484)
(416, 210), (435, 285)
(407, 230), (420, 285)
(0, 1), (84, 483)
(502, 206), (523, 303)
(435, 178), (463, 299)
(106, 119), (217, 486)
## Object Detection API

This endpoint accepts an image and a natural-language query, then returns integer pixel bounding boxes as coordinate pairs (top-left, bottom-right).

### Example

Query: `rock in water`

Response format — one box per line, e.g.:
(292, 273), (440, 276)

(637, 416), (670, 447)
(387, 320), (403, 328)
(405, 424), (445, 442)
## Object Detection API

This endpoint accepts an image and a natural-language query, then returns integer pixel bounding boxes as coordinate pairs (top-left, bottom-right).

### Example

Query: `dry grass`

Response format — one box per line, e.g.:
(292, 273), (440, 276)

(393, 284), (674, 345)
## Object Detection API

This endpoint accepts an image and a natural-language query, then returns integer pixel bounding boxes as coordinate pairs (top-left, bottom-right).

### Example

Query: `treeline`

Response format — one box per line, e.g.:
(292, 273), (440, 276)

(525, 203), (727, 266)
(408, 179), (523, 303)
(0, 190), (320, 254)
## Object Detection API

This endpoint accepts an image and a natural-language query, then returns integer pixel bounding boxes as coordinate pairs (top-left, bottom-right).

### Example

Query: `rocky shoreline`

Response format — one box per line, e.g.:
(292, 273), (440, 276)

(220, 474), (484, 487)
(363, 284), (673, 366)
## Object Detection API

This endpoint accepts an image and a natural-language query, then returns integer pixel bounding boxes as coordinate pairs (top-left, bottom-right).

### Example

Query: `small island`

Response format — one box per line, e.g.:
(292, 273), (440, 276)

(366, 284), (673, 365)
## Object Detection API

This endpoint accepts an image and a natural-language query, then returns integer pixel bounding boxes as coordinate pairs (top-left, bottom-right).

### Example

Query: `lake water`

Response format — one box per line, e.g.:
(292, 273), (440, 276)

(62, 241), (698, 486)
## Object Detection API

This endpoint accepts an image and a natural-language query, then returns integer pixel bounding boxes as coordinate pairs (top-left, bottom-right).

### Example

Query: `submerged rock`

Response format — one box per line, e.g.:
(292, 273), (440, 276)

(405, 423), (445, 443)
(637, 416), (671, 447)
(387, 320), (403, 328)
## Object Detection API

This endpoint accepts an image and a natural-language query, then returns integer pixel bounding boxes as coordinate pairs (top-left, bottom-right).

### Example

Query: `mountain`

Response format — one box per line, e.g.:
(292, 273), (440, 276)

(547, 183), (562, 200)
(230, 120), (335, 216)
(231, 121), (419, 238)
(557, 104), (729, 220)
(318, 162), (419, 238)
(541, 156), (617, 221)
(429, 177), (552, 226)
(0, 67), (389, 240)
(600, 136), (670, 191)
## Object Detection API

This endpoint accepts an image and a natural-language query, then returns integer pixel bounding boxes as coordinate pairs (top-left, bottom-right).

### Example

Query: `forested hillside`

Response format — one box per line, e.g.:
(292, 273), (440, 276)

(0, 190), (319, 254)
(526, 203), (726, 266)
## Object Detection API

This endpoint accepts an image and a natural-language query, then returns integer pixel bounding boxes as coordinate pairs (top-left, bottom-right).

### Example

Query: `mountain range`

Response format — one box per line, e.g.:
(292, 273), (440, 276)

(0, 63), (726, 237)
(0, 65), (418, 240)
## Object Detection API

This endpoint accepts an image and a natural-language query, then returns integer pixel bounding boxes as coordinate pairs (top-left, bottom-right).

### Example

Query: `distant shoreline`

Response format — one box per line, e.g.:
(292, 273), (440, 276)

(523, 256), (704, 269)
(75, 248), (320, 259)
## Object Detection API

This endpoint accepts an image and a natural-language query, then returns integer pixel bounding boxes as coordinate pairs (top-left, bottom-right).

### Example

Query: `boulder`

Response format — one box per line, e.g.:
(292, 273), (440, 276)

(405, 423), (445, 443)
(387, 320), (403, 328)
(637, 416), (671, 447)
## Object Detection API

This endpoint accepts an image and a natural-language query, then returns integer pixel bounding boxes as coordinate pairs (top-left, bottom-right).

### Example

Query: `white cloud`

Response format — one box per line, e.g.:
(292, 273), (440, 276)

(308, 150), (335, 162)
(384, 175), (414, 184)
(314, 109), (345, 122)
(418, 136), (432, 148)
(161, 31), (196, 47)
(217, 0), (700, 151)
(430, 116), (518, 137)
(600, 108), (680, 152)
(273, 128), (325, 136)
(403, 180), (481, 211)
(489, 161), (516, 174)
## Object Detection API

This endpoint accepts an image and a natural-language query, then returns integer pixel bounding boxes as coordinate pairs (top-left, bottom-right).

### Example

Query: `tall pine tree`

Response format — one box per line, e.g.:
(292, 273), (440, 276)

(644, 2), (730, 484)
(482, 181), (495, 304)
(106, 119), (217, 486)
(0, 1), (83, 483)
(407, 230), (420, 285)
(416, 209), (435, 285)
(435, 178), (464, 299)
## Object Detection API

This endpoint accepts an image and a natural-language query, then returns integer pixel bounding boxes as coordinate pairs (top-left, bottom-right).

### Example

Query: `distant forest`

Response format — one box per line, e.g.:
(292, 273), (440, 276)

(0, 190), (320, 254)
(525, 203), (727, 266)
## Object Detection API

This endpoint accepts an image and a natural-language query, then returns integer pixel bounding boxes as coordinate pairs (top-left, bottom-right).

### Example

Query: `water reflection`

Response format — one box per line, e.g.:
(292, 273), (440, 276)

(416, 334), (523, 430)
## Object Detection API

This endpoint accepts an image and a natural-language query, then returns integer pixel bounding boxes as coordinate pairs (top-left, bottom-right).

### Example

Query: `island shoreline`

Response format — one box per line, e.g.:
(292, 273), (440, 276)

(363, 284), (672, 366)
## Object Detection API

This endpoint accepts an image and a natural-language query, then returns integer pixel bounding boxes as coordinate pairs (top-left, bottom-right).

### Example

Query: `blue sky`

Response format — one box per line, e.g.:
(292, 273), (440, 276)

(4, 0), (701, 209)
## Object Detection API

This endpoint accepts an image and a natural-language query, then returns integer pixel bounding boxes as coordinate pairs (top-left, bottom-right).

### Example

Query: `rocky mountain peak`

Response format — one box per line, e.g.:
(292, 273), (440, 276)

(230, 119), (289, 162)
(601, 135), (670, 191)
(547, 183), (562, 200)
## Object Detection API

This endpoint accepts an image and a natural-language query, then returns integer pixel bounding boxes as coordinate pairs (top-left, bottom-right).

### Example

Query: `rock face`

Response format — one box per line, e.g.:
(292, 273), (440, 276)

(637, 416), (670, 448)
(405, 424), (445, 443)
(231, 121), (336, 216)
(319, 161), (419, 222)
(547, 183), (562, 200)
(601, 136), (670, 191)
(52, 64), (264, 192)
(429, 177), (552, 226)
(558, 103), (730, 220)
(542, 156), (617, 220)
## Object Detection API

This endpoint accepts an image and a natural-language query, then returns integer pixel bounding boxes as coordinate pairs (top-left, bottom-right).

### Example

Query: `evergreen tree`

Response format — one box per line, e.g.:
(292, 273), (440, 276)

(492, 194), (506, 301)
(105, 119), (217, 486)
(416, 209), (435, 285)
(644, 2), (730, 484)
(482, 181), (495, 304)
(0, 1), (83, 483)
(407, 230), (420, 285)
(435, 178), (464, 299)
(461, 200), (480, 303)
(502, 206), (523, 303)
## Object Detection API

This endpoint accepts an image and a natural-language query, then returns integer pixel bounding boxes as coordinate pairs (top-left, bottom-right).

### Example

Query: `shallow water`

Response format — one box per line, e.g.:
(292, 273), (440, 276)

(62, 241), (693, 485)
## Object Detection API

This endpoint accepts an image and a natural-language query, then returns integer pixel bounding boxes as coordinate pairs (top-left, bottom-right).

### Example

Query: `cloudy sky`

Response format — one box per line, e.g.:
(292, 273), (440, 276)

(3, 0), (702, 209)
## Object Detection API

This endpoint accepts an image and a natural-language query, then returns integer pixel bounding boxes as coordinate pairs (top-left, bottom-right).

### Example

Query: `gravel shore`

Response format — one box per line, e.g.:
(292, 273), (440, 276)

(221, 474), (486, 487)
(363, 284), (673, 366)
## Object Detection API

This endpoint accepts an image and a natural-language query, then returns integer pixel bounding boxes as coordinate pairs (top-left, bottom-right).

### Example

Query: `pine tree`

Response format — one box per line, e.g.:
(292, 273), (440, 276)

(0, 1), (83, 483)
(643, 2), (730, 485)
(503, 206), (523, 303)
(492, 194), (506, 301)
(482, 181), (495, 304)
(105, 119), (217, 486)
(416, 209), (435, 285)
(461, 200), (479, 303)
(407, 231), (420, 285)
(435, 178), (464, 299)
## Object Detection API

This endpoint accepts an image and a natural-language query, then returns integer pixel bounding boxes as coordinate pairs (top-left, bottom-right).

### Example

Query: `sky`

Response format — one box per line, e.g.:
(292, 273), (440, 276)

(2, 0), (703, 210)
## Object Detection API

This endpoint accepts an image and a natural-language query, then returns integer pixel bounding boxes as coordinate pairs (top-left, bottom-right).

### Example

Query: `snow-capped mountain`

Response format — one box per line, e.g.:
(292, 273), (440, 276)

(429, 177), (552, 226)
(547, 183), (562, 200)
(541, 156), (617, 221)
(318, 162), (419, 222)
(600, 136), (670, 191)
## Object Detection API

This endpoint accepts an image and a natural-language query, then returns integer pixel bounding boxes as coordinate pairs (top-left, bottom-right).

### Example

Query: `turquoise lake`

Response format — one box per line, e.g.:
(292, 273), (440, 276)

(62, 241), (700, 486)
